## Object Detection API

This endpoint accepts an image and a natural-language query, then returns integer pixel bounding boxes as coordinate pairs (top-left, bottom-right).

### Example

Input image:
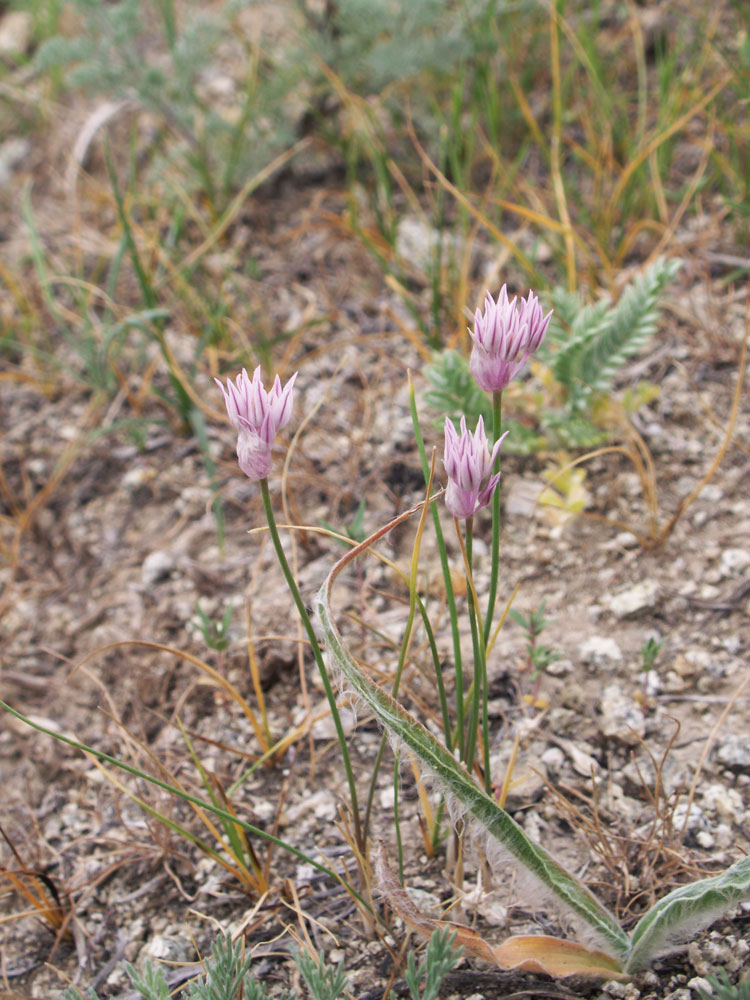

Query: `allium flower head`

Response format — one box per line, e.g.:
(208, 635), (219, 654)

(215, 366), (297, 481)
(443, 415), (508, 519)
(469, 285), (553, 392)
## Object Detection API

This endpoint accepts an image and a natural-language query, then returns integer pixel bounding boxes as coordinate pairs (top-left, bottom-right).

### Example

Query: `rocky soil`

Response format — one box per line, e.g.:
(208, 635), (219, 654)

(1, 8), (749, 997)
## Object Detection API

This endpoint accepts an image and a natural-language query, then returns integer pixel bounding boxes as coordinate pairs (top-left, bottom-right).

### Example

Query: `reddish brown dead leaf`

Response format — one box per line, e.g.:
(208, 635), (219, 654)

(375, 844), (627, 981)
(493, 935), (627, 980)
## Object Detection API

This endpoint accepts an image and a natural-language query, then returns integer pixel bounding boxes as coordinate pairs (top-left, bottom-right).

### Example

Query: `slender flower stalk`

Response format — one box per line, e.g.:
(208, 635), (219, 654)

(443, 415), (506, 782)
(460, 517), (482, 779)
(484, 389), (503, 647)
(259, 479), (362, 851)
(216, 369), (362, 850)
(410, 380), (464, 754)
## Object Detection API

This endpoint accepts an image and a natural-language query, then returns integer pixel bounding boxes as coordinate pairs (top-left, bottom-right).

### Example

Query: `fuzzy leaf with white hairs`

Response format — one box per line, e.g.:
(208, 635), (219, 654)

(625, 856), (750, 972)
(314, 572), (630, 963)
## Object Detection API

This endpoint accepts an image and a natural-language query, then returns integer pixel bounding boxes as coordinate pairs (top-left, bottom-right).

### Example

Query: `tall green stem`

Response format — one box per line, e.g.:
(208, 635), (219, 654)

(259, 478), (362, 851)
(484, 390), (503, 647)
(461, 518), (491, 792)
(409, 381), (464, 754)
(462, 517), (480, 772)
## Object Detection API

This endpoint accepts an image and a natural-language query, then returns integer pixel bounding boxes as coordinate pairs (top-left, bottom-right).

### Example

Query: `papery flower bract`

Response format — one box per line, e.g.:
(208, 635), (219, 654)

(443, 415), (508, 519)
(215, 366), (297, 481)
(469, 285), (553, 392)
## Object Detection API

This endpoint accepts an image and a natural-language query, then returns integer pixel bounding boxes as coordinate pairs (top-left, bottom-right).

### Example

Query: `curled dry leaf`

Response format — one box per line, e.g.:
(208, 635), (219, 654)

(375, 844), (627, 981)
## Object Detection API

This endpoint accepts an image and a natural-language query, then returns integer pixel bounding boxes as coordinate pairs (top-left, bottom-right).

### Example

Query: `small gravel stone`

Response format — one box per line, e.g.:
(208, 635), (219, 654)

(0, 10), (32, 55)
(672, 801), (709, 846)
(719, 547), (750, 576)
(406, 885), (443, 919)
(504, 475), (542, 516)
(599, 683), (646, 745)
(702, 783), (744, 822)
(540, 746), (564, 775)
(717, 734), (750, 771)
(603, 980), (640, 999)
(605, 580), (659, 618)
(139, 931), (194, 964)
(311, 704), (356, 741)
(141, 549), (176, 585)
(0, 136), (31, 185)
(579, 636), (623, 668)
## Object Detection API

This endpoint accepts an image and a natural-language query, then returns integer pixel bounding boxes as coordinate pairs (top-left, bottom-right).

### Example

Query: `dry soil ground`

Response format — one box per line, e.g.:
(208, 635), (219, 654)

(1, 81), (750, 1000)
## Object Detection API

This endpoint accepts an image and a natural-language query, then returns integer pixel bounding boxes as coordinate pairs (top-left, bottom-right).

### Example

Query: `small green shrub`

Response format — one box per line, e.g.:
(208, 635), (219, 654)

(59, 927), (461, 1000)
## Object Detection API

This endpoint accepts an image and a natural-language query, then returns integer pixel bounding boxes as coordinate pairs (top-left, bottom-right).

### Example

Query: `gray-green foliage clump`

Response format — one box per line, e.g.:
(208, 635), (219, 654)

(35, 0), (299, 208)
(60, 928), (462, 1000)
(301, 0), (476, 94)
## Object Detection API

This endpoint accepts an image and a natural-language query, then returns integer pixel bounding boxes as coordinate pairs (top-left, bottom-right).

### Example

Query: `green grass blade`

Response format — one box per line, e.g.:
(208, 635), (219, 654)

(0, 699), (371, 914)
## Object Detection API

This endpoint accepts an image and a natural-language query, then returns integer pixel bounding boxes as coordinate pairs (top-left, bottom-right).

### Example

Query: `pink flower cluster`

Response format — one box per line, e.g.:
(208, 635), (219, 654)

(443, 415), (508, 519)
(469, 285), (552, 393)
(215, 366), (297, 481)
(443, 285), (551, 518)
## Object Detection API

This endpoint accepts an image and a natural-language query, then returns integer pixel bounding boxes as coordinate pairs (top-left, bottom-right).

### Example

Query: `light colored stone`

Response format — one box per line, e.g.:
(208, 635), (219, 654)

(599, 684), (645, 746)
(405, 887), (443, 919)
(491, 751), (547, 808)
(605, 579), (659, 618)
(139, 931), (193, 964)
(311, 703), (356, 741)
(719, 547), (750, 577)
(546, 657), (572, 676)
(540, 746), (564, 775)
(395, 215), (464, 273)
(717, 734), (750, 771)
(0, 137), (30, 185)
(695, 829), (715, 849)
(0, 10), (32, 55)
(579, 636), (623, 668)
(673, 802), (709, 845)
(283, 788), (336, 825)
(702, 783), (744, 822)
(603, 980), (640, 999)
(504, 476), (541, 517)
(141, 549), (176, 585)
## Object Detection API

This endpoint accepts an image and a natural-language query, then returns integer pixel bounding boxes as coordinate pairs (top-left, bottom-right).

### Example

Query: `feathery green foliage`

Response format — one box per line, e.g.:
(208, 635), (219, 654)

(300, 0), (488, 99)
(424, 349), (492, 428)
(295, 949), (347, 1000)
(698, 968), (750, 1000)
(58, 928), (462, 1000)
(124, 959), (172, 1000)
(543, 257), (683, 415)
(403, 928), (463, 1000)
